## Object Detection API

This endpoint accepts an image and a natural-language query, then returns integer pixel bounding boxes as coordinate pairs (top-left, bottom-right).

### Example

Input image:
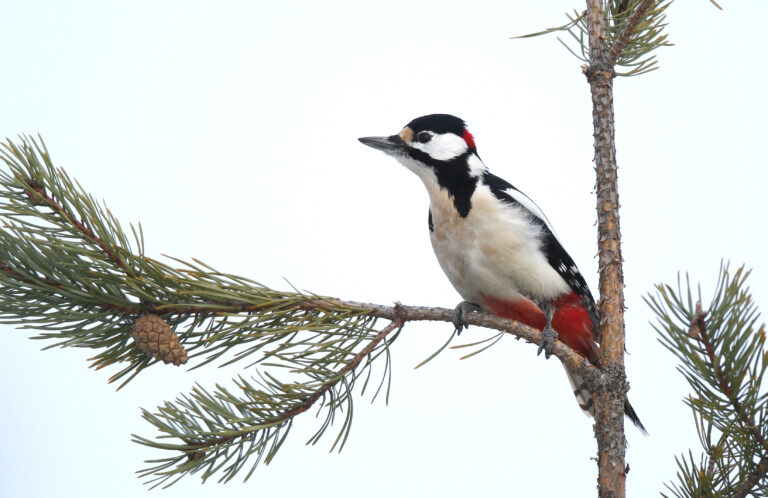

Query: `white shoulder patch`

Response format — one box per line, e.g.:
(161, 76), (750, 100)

(466, 154), (487, 178)
(503, 187), (559, 237)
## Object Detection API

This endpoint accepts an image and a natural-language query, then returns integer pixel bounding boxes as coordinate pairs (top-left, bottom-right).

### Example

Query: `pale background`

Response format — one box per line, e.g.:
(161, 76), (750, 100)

(1, 1), (766, 497)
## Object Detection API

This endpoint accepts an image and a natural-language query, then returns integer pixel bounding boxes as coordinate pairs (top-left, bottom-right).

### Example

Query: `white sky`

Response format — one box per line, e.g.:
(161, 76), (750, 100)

(1, 1), (766, 497)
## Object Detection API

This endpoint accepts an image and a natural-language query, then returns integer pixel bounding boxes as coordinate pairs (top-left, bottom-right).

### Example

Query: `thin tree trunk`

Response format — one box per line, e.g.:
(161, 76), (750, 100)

(585, 1), (628, 496)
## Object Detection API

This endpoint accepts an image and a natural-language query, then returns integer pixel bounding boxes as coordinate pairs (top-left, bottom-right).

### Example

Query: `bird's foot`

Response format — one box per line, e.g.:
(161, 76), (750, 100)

(537, 326), (558, 359)
(452, 301), (481, 334)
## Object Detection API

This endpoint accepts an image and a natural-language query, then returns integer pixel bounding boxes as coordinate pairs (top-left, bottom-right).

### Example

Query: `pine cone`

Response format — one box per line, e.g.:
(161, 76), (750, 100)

(132, 314), (188, 366)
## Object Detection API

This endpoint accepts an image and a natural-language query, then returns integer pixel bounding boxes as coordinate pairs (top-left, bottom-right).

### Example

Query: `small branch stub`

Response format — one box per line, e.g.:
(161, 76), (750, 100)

(687, 301), (707, 339)
(132, 314), (188, 366)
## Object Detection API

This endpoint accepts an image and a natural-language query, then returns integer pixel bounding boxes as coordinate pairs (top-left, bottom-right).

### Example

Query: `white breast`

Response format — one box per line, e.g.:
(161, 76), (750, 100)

(425, 179), (569, 306)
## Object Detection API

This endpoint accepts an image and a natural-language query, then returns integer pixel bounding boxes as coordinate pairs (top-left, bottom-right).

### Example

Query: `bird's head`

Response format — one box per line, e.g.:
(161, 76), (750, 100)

(359, 114), (482, 183)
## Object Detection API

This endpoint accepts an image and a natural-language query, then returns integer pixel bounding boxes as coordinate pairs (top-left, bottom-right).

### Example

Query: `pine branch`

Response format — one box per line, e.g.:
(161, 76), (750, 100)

(133, 319), (405, 487)
(732, 455), (768, 498)
(129, 298), (595, 487)
(606, 0), (656, 67)
(0, 135), (597, 486)
(515, 0), (721, 77)
(692, 301), (768, 457)
(648, 264), (768, 497)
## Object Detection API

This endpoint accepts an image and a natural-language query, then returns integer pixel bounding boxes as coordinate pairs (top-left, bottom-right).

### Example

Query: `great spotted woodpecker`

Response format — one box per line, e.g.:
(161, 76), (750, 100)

(359, 114), (645, 432)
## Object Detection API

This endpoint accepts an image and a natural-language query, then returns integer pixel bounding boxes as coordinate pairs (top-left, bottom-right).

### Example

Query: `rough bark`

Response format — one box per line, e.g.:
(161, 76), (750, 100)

(585, 1), (628, 497)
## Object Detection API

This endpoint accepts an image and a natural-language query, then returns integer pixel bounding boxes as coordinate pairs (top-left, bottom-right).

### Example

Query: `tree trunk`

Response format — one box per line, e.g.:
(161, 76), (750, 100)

(585, 1), (628, 496)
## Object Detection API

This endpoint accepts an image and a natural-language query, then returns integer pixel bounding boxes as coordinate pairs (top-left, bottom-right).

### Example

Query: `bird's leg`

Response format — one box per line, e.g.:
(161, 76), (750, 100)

(452, 301), (482, 334)
(537, 303), (558, 359)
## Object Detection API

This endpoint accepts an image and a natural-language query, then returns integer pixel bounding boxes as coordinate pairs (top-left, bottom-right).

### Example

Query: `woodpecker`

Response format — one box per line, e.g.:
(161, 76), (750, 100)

(359, 113), (645, 432)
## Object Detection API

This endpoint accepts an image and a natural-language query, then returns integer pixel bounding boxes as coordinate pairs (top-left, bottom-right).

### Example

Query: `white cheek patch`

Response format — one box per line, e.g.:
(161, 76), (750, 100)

(412, 133), (468, 161)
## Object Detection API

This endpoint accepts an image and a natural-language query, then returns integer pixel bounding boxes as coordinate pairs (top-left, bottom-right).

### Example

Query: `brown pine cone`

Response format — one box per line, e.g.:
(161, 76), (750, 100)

(131, 314), (188, 366)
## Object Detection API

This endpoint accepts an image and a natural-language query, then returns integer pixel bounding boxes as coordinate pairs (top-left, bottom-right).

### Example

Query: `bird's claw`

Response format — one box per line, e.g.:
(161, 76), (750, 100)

(452, 301), (480, 334)
(537, 326), (558, 359)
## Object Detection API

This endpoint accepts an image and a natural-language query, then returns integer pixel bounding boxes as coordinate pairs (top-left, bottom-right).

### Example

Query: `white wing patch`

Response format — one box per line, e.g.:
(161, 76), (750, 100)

(502, 187), (560, 240)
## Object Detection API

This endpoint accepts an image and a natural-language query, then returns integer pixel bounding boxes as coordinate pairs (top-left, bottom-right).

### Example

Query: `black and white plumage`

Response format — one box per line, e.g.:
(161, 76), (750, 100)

(359, 113), (645, 432)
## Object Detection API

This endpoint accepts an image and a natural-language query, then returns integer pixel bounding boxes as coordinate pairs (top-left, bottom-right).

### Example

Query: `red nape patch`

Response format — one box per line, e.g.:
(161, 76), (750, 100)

(462, 129), (476, 150)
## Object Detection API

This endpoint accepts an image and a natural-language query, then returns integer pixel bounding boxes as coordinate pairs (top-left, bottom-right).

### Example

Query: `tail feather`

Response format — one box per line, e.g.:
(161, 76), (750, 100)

(482, 295), (646, 432)
(624, 399), (648, 435)
(564, 366), (647, 435)
(564, 366), (595, 417)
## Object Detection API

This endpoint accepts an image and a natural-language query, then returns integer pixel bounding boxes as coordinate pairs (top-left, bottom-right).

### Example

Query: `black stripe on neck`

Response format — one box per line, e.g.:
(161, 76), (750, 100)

(406, 148), (477, 218)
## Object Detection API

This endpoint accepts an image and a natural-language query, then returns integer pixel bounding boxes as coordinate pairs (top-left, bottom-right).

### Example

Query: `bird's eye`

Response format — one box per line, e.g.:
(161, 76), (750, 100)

(416, 132), (432, 144)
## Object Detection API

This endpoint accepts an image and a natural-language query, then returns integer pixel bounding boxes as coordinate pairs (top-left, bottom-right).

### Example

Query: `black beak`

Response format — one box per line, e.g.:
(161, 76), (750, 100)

(358, 135), (405, 153)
